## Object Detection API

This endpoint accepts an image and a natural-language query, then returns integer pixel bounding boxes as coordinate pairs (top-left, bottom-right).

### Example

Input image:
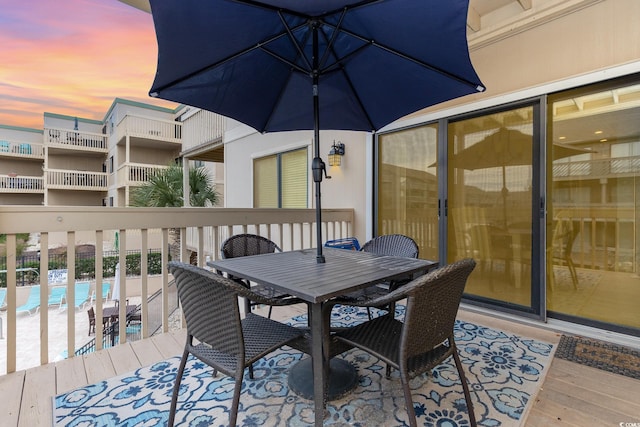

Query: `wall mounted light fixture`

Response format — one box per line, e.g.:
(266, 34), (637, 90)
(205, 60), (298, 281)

(328, 141), (345, 166)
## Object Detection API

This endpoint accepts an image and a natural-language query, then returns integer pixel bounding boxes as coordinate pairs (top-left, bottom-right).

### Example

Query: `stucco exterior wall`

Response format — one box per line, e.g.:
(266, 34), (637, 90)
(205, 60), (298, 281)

(407, 0), (640, 119)
(224, 129), (369, 241)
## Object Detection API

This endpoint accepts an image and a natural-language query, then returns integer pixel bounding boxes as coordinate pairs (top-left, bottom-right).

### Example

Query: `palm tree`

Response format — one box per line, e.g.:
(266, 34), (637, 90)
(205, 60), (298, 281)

(130, 163), (219, 260)
(129, 163), (219, 208)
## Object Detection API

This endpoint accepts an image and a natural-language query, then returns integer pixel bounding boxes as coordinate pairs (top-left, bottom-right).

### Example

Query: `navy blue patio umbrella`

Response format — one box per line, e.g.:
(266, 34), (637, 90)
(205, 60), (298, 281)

(148, 0), (485, 263)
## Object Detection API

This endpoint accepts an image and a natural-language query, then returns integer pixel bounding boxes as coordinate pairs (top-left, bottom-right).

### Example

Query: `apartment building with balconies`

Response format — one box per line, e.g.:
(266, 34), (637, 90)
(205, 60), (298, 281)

(0, 98), (189, 208)
(43, 113), (108, 206)
(0, 124), (45, 205)
(102, 98), (184, 207)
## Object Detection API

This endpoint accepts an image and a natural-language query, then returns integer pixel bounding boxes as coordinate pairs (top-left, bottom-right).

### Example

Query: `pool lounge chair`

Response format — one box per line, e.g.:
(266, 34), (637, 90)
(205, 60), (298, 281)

(0, 288), (6, 308)
(91, 282), (111, 303)
(17, 285), (41, 315)
(18, 143), (32, 154)
(48, 286), (67, 310)
(59, 282), (91, 311)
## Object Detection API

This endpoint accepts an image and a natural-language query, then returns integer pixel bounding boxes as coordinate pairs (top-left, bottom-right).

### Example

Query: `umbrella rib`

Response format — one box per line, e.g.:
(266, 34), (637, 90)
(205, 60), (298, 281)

(317, 27), (376, 131)
(260, 47), (309, 75)
(277, 11), (312, 73)
(229, 0), (382, 20)
(261, 66), (298, 132)
(151, 24), (304, 94)
(318, 42), (369, 75)
(329, 25), (486, 92)
(318, 8), (347, 70)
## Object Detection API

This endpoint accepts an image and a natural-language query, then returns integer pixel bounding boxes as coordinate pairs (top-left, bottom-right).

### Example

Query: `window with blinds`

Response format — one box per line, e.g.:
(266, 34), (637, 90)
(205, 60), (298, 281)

(254, 148), (307, 208)
(254, 155), (278, 207)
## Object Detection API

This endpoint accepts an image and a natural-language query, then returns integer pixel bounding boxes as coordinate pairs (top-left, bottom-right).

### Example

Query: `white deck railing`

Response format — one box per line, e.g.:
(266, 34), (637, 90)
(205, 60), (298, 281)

(0, 139), (44, 159)
(45, 128), (108, 152)
(0, 175), (44, 192)
(554, 155), (640, 179)
(181, 109), (225, 151)
(116, 163), (170, 186)
(46, 169), (108, 190)
(116, 114), (182, 143)
(0, 206), (354, 374)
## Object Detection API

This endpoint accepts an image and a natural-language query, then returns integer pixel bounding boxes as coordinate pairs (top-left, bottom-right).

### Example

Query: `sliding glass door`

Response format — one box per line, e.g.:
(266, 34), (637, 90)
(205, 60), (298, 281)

(547, 78), (640, 332)
(375, 74), (640, 334)
(447, 106), (537, 310)
(377, 124), (439, 260)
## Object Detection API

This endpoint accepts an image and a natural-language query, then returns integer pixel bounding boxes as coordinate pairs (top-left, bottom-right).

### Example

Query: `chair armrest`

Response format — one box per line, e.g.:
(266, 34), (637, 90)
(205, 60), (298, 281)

(211, 269), (302, 307)
(332, 264), (443, 309)
(331, 285), (406, 309)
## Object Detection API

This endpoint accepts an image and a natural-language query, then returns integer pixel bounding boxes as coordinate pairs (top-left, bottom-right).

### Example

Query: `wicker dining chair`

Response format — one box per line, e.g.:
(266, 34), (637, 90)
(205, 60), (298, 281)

(87, 307), (96, 336)
(167, 261), (304, 427)
(339, 234), (422, 319)
(334, 258), (477, 427)
(221, 233), (303, 317)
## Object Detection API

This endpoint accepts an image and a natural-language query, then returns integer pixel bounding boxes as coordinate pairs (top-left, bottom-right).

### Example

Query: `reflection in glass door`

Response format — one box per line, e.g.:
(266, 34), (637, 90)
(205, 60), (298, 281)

(377, 124), (439, 260)
(447, 107), (535, 309)
(548, 79), (640, 332)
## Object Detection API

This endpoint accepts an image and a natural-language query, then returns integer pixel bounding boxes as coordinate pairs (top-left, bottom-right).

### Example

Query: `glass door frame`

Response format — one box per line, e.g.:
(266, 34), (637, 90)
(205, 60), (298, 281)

(375, 73), (640, 335)
(441, 98), (545, 319)
(374, 97), (547, 320)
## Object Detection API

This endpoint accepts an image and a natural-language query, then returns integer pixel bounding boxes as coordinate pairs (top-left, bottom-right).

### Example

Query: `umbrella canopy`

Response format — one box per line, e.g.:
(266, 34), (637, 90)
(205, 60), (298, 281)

(149, 0), (485, 262)
(451, 127), (590, 226)
(452, 128), (588, 171)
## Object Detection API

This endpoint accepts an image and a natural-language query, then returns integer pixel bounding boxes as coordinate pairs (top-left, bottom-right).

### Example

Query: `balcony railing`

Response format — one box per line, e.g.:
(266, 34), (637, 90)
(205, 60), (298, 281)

(0, 139), (44, 159)
(0, 206), (354, 374)
(46, 169), (108, 190)
(554, 155), (640, 179)
(181, 109), (225, 151)
(115, 114), (182, 143)
(45, 128), (107, 153)
(0, 175), (44, 192)
(116, 163), (169, 186)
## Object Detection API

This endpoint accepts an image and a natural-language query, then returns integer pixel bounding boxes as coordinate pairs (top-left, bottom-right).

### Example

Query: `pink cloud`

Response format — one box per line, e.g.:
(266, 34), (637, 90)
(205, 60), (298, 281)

(0, 0), (176, 129)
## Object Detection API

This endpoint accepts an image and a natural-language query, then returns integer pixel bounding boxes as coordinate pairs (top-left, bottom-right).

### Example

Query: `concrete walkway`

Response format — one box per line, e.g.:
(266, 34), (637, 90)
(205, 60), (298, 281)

(0, 296), (141, 375)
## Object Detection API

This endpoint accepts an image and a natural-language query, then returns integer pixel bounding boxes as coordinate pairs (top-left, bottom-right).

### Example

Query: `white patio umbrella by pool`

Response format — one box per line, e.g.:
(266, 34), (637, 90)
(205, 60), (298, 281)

(111, 262), (121, 304)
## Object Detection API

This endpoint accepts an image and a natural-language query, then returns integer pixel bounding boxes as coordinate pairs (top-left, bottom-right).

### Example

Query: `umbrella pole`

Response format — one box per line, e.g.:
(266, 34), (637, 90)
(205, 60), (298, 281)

(311, 24), (325, 264)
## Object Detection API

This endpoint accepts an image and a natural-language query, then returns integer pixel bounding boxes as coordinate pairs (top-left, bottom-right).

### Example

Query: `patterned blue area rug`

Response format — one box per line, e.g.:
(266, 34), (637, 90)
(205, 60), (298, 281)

(54, 306), (554, 426)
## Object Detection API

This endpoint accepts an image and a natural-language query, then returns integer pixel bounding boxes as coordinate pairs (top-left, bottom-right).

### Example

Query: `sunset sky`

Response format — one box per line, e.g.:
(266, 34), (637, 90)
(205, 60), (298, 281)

(0, 0), (177, 130)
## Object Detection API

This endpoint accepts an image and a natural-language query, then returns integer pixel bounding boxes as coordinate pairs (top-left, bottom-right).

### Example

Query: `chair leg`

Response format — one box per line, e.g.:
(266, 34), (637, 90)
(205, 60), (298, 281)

(400, 372), (417, 427)
(388, 301), (397, 318)
(229, 373), (244, 427)
(244, 298), (259, 376)
(452, 347), (477, 427)
(385, 364), (392, 378)
(566, 257), (579, 290)
(168, 349), (189, 427)
(244, 297), (252, 316)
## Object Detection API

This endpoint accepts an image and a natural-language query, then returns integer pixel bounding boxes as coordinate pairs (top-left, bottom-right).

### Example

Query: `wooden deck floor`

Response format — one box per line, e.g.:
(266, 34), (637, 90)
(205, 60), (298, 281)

(2, 307), (639, 427)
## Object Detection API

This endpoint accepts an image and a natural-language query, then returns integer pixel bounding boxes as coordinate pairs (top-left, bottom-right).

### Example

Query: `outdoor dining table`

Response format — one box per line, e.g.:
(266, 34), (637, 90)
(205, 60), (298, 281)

(102, 304), (137, 323)
(102, 304), (138, 345)
(207, 247), (437, 427)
